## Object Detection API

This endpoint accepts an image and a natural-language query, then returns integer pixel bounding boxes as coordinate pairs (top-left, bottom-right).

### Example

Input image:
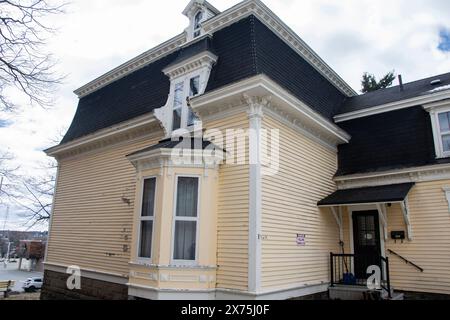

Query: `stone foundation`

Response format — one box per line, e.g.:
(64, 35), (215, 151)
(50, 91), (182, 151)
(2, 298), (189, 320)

(41, 270), (128, 300)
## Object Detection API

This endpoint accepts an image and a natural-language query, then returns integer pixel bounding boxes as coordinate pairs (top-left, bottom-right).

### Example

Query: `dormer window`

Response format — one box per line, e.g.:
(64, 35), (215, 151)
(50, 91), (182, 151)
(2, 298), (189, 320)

(161, 47), (218, 136)
(425, 101), (450, 158)
(193, 11), (203, 38)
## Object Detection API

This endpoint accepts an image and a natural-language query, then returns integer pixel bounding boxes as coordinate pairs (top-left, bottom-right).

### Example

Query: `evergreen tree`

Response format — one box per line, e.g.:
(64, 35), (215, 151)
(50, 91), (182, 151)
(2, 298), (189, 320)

(361, 71), (396, 93)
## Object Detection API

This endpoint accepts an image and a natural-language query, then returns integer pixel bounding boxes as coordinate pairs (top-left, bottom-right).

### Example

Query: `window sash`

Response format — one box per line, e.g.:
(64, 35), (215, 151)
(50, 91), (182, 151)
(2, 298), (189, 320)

(138, 177), (156, 260)
(172, 176), (200, 263)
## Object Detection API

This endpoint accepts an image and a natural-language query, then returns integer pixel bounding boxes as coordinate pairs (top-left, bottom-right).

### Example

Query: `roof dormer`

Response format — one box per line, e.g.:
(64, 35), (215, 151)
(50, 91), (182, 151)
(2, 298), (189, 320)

(183, 0), (220, 41)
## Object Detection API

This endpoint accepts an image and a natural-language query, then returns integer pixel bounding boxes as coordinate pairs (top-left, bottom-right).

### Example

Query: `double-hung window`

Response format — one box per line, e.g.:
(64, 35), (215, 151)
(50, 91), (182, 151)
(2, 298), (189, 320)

(138, 178), (156, 260)
(193, 11), (203, 38)
(173, 176), (199, 263)
(172, 82), (184, 131)
(171, 76), (200, 131)
(187, 76), (200, 127)
(438, 111), (450, 156)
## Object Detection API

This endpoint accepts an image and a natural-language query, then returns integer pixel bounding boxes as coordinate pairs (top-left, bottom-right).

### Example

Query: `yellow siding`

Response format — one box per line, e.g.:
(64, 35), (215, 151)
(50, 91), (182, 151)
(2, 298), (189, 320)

(203, 112), (250, 291)
(47, 134), (162, 276)
(261, 115), (340, 290)
(385, 180), (450, 295)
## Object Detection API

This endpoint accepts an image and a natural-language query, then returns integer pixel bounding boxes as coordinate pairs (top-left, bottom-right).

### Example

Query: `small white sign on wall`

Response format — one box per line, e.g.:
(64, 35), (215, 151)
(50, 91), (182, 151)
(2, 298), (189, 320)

(296, 234), (306, 246)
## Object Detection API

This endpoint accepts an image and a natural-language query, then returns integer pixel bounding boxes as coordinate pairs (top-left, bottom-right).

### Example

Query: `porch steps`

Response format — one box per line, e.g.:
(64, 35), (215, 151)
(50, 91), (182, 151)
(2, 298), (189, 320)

(329, 285), (404, 300)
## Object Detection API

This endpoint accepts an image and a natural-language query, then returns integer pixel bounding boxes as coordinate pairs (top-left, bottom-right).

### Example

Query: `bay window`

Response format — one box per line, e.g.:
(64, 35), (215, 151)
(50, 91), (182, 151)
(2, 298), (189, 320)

(438, 111), (450, 154)
(172, 82), (184, 131)
(138, 177), (156, 259)
(173, 176), (199, 263)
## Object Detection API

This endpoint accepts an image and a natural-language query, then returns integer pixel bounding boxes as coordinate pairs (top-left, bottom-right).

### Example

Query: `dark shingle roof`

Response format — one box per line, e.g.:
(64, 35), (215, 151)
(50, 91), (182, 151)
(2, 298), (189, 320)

(127, 137), (219, 157)
(318, 183), (415, 206)
(339, 72), (450, 115)
(336, 106), (450, 176)
(61, 15), (348, 144)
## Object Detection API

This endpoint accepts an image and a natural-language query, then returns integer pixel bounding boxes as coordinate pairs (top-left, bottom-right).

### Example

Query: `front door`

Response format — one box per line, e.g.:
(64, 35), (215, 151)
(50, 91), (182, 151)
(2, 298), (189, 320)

(352, 211), (382, 280)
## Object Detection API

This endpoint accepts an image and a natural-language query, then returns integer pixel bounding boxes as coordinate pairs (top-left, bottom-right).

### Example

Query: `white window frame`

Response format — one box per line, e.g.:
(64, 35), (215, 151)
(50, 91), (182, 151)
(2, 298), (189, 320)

(430, 105), (450, 158)
(192, 10), (203, 39)
(170, 175), (201, 266)
(169, 71), (203, 135)
(136, 176), (157, 264)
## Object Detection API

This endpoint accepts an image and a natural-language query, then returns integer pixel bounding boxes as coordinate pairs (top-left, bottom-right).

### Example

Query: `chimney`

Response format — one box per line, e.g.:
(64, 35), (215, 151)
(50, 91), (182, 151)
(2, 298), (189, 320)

(398, 75), (404, 92)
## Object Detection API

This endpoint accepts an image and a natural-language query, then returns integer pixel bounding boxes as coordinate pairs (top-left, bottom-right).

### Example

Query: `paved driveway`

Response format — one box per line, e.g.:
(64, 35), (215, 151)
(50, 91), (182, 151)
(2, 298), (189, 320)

(0, 261), (43, 293)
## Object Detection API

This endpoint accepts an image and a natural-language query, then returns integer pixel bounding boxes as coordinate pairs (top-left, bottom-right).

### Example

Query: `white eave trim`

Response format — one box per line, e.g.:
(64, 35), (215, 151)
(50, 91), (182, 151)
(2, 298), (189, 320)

(191, 74), (351, 144)
(202, 0), (356, 97)
(73, 0), (355, 100)
(45, 113), (158, 157)
(162, 51), (218, 79)
(74, 33), (186, 98)
(334, 89), (450, 123)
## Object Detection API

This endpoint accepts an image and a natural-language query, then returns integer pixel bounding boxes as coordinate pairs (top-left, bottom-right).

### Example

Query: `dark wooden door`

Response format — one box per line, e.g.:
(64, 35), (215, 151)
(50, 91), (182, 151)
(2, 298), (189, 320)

(352, 211), (382, 280)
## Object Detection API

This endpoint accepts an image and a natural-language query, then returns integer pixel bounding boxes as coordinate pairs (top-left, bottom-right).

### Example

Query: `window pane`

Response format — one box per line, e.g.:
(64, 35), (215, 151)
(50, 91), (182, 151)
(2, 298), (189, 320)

(194, 11), (203, 29)
(139, 221), (153, 258)
(174, 221), (196, 260)
(187, 108), (199, 127)
(442, 134), (450, 152)
(173, 83), (184, 108)
(141, 178), (156, 217)
(439, 112), (450, 132)
(173, 108), (182, 131)
(190, 76), (200, 96)
(176, 177), (199, 217)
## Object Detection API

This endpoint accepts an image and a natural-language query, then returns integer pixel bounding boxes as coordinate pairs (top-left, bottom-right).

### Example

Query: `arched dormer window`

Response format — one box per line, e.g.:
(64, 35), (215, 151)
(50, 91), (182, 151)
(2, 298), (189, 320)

(193, 11), (203, 38)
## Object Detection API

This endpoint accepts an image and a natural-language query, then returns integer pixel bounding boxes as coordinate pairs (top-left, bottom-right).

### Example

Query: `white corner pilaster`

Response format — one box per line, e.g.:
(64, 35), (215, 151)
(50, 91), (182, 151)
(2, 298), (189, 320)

(246, 95), (264, 294)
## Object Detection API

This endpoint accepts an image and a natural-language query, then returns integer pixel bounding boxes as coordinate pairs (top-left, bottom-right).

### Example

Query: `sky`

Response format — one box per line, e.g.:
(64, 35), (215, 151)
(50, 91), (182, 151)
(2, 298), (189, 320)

(0, 0), (449, 230)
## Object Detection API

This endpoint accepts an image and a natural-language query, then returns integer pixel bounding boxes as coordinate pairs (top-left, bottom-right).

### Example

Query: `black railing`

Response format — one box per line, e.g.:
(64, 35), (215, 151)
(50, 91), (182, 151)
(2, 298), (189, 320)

(387, 249), (424, 272)
(330, 253), (391, 299)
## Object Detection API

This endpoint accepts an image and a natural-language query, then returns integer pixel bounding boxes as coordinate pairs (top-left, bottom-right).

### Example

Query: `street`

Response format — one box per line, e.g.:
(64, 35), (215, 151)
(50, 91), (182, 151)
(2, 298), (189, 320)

(0, 260), (43, 293)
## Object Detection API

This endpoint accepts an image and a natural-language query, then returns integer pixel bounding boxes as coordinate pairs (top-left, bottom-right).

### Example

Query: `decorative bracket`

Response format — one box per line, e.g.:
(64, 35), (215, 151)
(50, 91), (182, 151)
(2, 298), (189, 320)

(376, 203), (388, 241)
(330, 207), (343, 241)
(400, 197), (413, 241)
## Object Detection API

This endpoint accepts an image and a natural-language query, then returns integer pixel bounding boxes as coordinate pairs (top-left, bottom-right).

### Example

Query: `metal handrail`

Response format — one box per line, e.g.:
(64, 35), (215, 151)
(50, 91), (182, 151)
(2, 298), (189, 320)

(387, 249), (424, 273)
(330, 252), (392, 299)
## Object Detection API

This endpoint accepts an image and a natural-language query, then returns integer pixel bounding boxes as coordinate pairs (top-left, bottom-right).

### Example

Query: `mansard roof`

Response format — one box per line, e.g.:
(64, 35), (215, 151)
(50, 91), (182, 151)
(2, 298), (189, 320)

(61, 14), (348, 144)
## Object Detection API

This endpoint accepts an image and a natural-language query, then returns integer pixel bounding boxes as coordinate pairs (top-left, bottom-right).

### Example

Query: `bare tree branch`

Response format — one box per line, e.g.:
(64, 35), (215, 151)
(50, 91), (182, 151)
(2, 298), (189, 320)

(0, 0), (66, 112)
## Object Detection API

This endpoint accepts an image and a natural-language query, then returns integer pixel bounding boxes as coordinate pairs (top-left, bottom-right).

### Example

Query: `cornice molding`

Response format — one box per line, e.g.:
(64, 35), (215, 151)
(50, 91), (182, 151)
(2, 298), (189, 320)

(45, 114), (162, 159)
(334, 90), (450, 123)
(191, 74), (350, 149)
(202, 0), (356, 97)
(74, 33), (186, 98)
(335, 163), (450, 190)
(73, 0), (355, 100)
(163, 51), (218, 79)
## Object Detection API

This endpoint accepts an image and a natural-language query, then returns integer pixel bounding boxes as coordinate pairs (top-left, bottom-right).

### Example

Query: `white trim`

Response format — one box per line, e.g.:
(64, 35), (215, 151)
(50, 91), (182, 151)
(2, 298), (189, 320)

(128, 282), (328, 300)
(247, 101), (263, 294)
(74, 0), (355, 100)
(443, 186), (450, 211)
(44, 164), (60, 263)
(74, 33), (186, 97)
(216, 283), (329, 300)
(426, 102), (450, 159)
(136, 176), (158, 264)
(45, 113), (158, 157)
(400, 198), (413, 241)
(202, 0), (355, 97)
(162, 51), (218, 80)
(330, 207), (343, 241)
(334, 162), (450, 190)
(170, 175), (201, 266)
(376, 203), (388, 241)
(191, 74), (351, 146)
(44, 262), (128, 285)
(334, 90), (450, 123)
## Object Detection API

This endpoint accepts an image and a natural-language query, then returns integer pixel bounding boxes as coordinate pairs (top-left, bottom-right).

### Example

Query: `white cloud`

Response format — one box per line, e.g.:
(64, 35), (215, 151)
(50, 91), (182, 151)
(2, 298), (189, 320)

(1, 0), (449, 230)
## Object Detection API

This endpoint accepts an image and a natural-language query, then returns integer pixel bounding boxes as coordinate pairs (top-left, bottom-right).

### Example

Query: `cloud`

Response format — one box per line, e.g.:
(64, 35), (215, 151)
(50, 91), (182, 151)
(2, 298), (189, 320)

(438, 27), (450, 52)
